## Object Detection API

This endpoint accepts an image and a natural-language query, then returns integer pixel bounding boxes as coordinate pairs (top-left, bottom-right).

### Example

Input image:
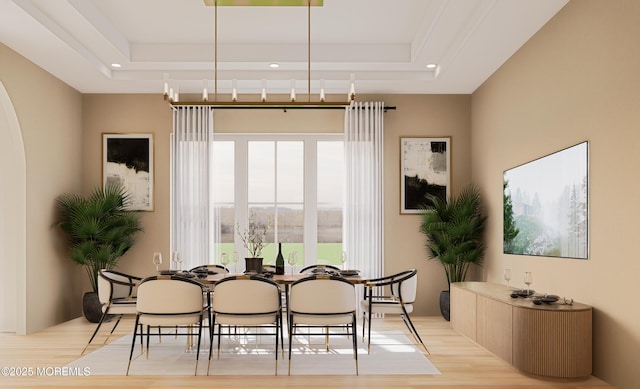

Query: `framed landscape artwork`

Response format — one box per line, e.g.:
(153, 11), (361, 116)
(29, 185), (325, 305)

(503, 141), (589, 259)
(400, 137), (451, 214)
(102, 133), (154, 211)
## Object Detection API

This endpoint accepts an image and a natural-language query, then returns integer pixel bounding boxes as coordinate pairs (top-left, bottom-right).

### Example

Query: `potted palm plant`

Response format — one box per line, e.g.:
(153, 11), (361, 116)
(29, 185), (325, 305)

(55, 183), (142, 322)
(419, 184), (486, 321)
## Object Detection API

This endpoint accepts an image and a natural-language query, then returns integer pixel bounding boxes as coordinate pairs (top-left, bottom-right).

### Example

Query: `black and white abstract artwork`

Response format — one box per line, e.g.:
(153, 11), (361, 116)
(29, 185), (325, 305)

(400, 137), (451, 214)
(102, 133), (153, 211)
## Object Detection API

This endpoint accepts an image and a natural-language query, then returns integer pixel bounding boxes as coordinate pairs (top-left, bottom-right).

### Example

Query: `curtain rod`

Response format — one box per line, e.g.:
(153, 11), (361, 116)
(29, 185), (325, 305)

(170, 102), (396, 111)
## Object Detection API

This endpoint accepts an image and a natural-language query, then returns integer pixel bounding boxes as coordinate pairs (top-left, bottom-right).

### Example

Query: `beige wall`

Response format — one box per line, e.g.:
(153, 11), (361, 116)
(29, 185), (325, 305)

(471, 1), (640, 388)
(0, 43), (83, 333)
(82, 94), (471, 315)
(81, 95), (172, 284)
(375, 94), (472, 315)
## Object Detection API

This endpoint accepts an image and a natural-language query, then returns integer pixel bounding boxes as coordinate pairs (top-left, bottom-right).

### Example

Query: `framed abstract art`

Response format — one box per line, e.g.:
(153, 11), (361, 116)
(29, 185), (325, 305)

(400, 137), (451, 214)
(102, 133), (154, 211)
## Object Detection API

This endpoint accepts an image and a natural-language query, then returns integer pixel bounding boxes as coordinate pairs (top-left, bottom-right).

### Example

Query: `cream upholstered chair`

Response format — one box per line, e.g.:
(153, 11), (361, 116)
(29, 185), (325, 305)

(209, 275), (282, 375)
(81, 269), (142, 354)
(288, 275), (358, 375)
(126, 275), (211, 376)
(361, 269), (429, 354)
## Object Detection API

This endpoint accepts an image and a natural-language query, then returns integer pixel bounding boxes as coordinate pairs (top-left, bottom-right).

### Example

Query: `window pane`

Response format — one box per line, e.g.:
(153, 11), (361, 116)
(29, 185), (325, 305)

(317, 141), (343, 205)
(248, 141), (275, 203)
(317, 206), (342, 265)
(317, 243), (343, 266)
(212, 141), (235, 262)
(212, 141), (234, 203)
(278, 204), (303, 243)
(212, 205), (235, 264)
(248, 205), (275, 255)
(277, 141), (304, 203)
(218, 205), (235, 243)
(318, 141), (343, 266)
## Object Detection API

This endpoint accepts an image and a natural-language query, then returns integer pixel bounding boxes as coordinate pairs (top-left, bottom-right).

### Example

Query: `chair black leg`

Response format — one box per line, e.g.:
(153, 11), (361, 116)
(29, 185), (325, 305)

(126, 315), (141, 376)
(103, 314), (123, 343)
(207, 313), (216, 375)
(279, 310), (284, 358)
(146, 325), (151, 359)
(275, 314), (279, 376)
(195, 314), (203, 376)
(367, 309), (373, 354)
(288, 316), (294, 375)
(352, 313), (359, 375)
(400, 308), (429, 355)
(81, 308), (109, 354)
(217, 323), (223, 360)
(139, 323), (144, 353)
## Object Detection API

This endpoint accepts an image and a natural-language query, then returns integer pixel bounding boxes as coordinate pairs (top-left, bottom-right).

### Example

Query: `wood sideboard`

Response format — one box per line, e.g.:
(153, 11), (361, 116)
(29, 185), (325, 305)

(450, 282), (592, 378)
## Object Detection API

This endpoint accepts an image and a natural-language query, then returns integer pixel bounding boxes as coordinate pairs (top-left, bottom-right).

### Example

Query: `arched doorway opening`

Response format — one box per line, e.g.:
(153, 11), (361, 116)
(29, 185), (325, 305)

(0, 81), (27, 334)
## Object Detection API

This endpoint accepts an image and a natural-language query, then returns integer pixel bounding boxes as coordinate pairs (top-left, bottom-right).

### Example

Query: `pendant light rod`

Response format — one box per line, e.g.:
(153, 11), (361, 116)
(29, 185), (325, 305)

(308, 0), (311, 102)
(171, 0), (360, 106)
(214, 0), (218, 101)
(170, 101), (396, 111)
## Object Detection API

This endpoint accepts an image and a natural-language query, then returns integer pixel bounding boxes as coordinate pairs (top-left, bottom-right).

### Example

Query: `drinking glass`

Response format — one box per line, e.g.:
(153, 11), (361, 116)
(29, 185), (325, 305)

(176, 252), (183, 271)
(341, 251), (348, 270)
(524, 272), (533, 295)
(152, 252), (162, 273)
(288, 252), (297, 276)
(232, 251), (239, 273)
(172, 251), (182, 272)
(503, 268), (512, 288)
(221, 253), (229, 270)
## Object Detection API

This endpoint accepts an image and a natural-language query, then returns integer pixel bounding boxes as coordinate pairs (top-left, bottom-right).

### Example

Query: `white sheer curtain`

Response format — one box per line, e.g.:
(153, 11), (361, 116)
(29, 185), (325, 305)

(343, 102), (384, 282)
(170, 106), (216, 271)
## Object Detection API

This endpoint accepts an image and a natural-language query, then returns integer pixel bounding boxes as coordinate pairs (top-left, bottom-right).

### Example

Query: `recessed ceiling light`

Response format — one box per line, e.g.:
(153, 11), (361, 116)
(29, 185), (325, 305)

(111, 63), (122, 68)
(426, 63), (437, 69)
(269, 63), (280, 68)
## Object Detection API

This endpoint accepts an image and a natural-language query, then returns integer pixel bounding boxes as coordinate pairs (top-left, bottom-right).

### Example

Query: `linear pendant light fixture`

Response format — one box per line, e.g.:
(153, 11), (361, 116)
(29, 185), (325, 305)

(163, 0), (356, 108)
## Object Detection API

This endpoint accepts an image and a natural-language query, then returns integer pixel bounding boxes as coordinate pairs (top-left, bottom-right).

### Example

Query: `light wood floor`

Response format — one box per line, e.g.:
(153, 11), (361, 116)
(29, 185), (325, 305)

(0, 316), (612, 388)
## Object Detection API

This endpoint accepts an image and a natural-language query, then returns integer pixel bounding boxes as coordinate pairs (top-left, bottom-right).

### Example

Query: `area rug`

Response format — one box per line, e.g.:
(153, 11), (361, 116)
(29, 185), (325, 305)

(67, 328), (440, 376)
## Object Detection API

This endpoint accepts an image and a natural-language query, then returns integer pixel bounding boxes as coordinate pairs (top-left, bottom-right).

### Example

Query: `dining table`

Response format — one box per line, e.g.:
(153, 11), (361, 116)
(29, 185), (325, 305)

(199, 271), (365, 286)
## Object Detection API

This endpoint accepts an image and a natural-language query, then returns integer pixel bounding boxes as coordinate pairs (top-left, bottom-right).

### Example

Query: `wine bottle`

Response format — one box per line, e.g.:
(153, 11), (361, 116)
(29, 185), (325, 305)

(275, 242), (285, 275)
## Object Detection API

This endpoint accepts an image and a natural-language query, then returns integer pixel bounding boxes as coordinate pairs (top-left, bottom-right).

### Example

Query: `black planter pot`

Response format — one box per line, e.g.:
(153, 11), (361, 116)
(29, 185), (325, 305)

(439, 290), (451, 321)
(82, 291), (103, 323)
(244, 257), (263, 274)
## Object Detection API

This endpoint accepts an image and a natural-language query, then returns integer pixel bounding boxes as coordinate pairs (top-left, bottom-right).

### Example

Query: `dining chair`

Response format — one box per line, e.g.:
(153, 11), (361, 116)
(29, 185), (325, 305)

(299, 264), (341, 274)
(361, 269), (429, 354)
(288, 275), (358, 375)
(81, 269), (142, 355)
(190, 264), (230, 274)
(126, 275), (211, 376)
(262, 264), (277, 273)
(261, 264), (286, 300)
(209, 275), (282, 375)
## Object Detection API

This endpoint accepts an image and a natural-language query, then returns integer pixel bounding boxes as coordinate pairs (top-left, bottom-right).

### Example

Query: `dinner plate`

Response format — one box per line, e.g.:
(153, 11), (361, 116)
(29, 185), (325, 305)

(510, 289), (535, 298)
(311, 268), (339, 275)
(174, 271), (196, 279)
(541, 294), (559, 303)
